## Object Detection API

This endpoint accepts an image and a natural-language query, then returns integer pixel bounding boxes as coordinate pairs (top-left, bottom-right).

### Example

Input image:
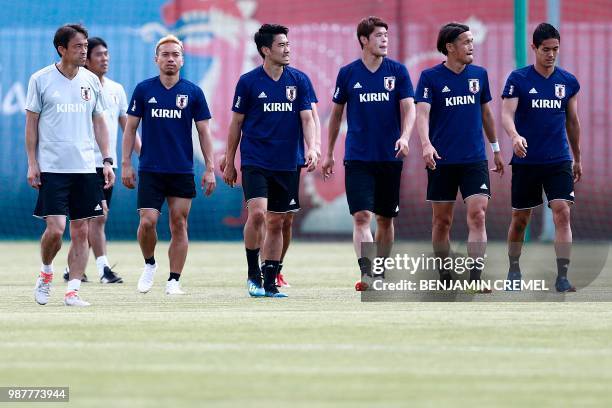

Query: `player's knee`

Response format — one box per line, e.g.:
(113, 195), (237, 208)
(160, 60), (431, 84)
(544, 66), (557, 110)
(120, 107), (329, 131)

(432, 214), (452, 232)
(45, 225), (64, 241)
(552, 205), (571, 228)
(249, 209), (266, 228)
(511, 215), (529, 232)
(170, 216), (188, 235)
(283, 214), (294, 232)
(266, 214), (284, 233)
(376, 215), (393, 230)
(139, 215), (157, 231)
(467, 208), (486, 230)
(353, 211), (371, 227)
(70, 222), (88, 242)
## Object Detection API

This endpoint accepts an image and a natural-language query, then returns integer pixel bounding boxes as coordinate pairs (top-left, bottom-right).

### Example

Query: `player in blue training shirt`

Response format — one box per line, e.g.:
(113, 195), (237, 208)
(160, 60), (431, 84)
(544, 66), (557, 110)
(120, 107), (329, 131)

(218, 71), (320, 290)
(502, 23), (581, 292)
(223, 24), (318, 298)
(121, 35), (216, 296)
(415, 23), (504, 290)
(322, 16), (416, 291)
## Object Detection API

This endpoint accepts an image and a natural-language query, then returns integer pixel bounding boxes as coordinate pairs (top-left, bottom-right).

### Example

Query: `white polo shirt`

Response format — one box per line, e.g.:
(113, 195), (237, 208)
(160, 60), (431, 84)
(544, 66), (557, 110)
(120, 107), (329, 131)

(25, 64), (107, 173)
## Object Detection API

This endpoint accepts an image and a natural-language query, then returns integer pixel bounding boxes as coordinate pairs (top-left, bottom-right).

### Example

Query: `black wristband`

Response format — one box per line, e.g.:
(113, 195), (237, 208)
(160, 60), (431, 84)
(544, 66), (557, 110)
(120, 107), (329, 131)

(103, 157), (114, 166)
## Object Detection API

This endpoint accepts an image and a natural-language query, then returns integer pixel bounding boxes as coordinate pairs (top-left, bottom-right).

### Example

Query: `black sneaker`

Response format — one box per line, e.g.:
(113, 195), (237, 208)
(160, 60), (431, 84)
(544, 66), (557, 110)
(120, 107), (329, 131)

(100, 266), (123, 284)
(63, 267), (88, 282)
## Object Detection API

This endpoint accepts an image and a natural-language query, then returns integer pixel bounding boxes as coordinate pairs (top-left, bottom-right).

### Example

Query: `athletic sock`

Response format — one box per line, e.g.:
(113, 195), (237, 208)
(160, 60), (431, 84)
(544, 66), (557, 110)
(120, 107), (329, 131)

(96, 255), (109, 277)
(278, 262), (284, 275)
(66, 278), (81, 293)
(556, 258), (570, 279)
(509, 255), (521, 273)
(246, 248), (261, 280)
(168, 272), (180, 281)
(358, 257), (372, 277)
(145, 256), (155, 266)
(41, 263), (53, 274)
(262, 260), (280, 292)
(469, 266), (483, 282)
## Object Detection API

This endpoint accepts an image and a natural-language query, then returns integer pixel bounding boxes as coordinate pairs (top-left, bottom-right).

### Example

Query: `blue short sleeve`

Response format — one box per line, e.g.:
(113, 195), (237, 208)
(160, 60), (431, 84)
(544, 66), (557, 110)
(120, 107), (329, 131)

(231, 77), (249, 114)
(414, 72), (433, 104)
(127, 83), (144, 117)
(397, 64), (414, 100)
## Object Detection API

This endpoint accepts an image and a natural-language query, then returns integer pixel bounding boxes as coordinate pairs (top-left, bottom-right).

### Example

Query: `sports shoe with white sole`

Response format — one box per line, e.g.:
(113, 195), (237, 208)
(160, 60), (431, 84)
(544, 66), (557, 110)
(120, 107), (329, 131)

(100, 266), (123, 284)
(63, 290), (90, 307)
(34, 272), (53, 305)
(137, 264), (157, 293)
(165, 279), (185, 295)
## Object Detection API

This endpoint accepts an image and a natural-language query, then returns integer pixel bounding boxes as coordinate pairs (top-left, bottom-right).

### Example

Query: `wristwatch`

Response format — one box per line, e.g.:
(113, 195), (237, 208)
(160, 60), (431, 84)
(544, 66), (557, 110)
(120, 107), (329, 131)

(103, 157), (114, 166)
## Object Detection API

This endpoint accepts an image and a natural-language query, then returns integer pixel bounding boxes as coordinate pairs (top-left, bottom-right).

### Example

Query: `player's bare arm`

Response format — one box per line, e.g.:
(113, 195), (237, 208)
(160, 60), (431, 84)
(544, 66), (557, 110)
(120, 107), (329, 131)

(300, 109), (317, 172)
(566, 94), (581, 182)
(195, 119), (216, 196)
(311, 102), (322, 159)
(223, 111), (244, 187)
(416, 102), (440, 170)
(121, 114), (141, 189)
(119, 115), (142, 156)
(93, 113), (115, 188)
(501, 97), (527, 158)
(25, 110), (41, 189)
(395, 97), (415, 159)
(322, 102), (344, 180)
(481, 102), (504, 176)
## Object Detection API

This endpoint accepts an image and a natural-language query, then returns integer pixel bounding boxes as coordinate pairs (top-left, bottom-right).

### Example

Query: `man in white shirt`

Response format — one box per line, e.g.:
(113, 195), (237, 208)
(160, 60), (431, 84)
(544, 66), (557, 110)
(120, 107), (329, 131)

(62, 36), (141, 284)
(25, 24), (115, 307)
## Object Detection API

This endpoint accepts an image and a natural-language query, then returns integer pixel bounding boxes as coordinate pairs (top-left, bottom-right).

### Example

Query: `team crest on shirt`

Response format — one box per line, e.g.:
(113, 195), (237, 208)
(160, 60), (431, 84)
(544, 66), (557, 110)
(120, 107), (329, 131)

(176, 94), (189, 109)
(468, 79), (480, 94)
(286, 86), (297, 101)
(384, 76), (396, 91)
(554, 84), (566, 99)
(80, 87), (91, 101)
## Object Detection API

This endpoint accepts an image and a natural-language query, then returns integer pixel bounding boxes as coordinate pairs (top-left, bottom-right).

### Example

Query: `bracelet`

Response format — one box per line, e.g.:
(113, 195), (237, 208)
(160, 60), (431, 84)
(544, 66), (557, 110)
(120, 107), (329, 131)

(490, 142), (500, 153)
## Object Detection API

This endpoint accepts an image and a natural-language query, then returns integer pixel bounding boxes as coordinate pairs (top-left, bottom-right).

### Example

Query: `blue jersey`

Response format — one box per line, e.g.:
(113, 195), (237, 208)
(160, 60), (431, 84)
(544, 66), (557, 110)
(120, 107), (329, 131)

(333, 58), (414, 162)
(415, 63), (492, 164)
(296, 70), (318, 166)
(232, 66), (312, 171)
(502, 65), (579, 164)
(128, 77), (211, 174)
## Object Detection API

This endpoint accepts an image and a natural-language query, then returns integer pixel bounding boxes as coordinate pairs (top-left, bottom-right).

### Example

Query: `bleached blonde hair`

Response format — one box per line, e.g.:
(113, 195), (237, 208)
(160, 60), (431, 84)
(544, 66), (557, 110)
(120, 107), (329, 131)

(155, 35), (184, 55)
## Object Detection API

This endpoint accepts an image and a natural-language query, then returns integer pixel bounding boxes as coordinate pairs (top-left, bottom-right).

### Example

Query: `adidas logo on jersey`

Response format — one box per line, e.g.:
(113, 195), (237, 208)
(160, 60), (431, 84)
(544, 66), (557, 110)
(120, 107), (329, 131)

(289, 199), (296, 205)
(94, 204), (102, 211)
(148, 97), (157, 103)
(353, 82), (362, 89)
(51, 90), (61, 98)
(570, 191), (575, 197)
(529, 88), (538, 94)
(480, 184), (488, 190)
(258, 92), (267, 99)
(442, 86), (451, 93)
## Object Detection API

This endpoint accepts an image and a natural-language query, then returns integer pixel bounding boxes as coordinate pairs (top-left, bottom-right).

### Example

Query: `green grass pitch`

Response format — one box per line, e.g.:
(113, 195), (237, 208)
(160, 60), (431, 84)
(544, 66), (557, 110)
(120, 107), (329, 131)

(1, 241), (612, 407)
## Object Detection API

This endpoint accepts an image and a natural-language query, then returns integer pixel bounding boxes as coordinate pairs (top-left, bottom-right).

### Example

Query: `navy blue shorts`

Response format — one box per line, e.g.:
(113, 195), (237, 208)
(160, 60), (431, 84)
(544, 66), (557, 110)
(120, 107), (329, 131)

(426, 161), (490, 202)
(511, 161), (574, 210)
(344, 160), (403, 218)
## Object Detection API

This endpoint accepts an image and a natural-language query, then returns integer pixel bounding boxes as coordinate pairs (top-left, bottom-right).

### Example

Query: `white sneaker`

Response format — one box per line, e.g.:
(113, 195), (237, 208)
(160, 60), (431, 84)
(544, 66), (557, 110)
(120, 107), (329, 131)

(165, 279), (185, 295)
(137, 264), (157, 293)
(63, 291), (90, 307)
(34, 273), (53, 305)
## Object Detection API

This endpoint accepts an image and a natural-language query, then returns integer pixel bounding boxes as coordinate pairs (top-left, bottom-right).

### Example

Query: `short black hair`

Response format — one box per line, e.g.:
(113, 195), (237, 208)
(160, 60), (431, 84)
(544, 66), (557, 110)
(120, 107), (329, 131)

(254, 24), (289, 59)
(436, 22), (470, 55)
(86, 37), (107, 60)
(53, 24), (88, 57)
(356, 16), (388, 49)
(533, 23), (560, 48)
